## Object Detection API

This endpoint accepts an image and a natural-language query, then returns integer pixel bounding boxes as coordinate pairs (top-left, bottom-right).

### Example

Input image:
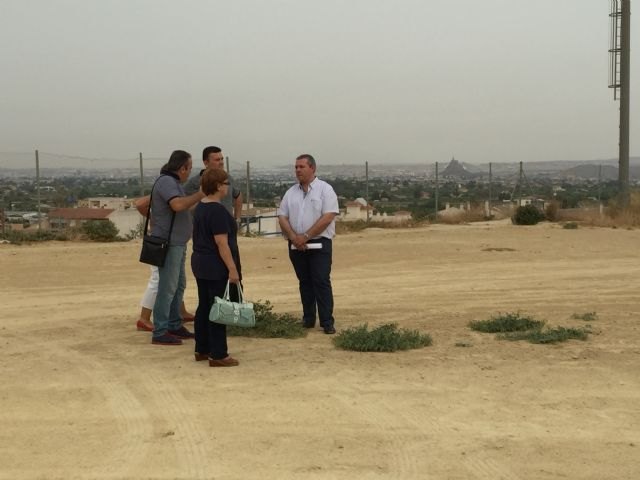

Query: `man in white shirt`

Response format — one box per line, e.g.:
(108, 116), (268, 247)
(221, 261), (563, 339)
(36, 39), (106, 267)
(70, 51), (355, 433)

(278, 154), (339, 334)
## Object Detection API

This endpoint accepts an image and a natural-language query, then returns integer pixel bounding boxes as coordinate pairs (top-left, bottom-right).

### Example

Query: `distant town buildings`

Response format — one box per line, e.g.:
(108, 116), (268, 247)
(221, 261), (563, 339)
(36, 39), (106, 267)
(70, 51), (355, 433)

(77, 197), (136, 210)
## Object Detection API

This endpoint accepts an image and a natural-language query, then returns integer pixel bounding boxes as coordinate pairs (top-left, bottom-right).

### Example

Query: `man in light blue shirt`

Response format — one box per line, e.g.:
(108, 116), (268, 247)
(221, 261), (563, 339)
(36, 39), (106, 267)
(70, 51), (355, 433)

(278, 154), (339, 334)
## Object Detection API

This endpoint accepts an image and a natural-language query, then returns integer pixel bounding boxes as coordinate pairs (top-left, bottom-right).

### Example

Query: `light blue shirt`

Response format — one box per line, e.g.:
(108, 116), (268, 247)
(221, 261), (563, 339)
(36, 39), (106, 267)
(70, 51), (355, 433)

(278, 177), (339, 239)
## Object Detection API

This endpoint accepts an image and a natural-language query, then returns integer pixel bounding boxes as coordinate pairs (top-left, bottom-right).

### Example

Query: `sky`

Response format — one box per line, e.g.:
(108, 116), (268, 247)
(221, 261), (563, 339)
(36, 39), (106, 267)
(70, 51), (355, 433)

(0, 0), (638, 169)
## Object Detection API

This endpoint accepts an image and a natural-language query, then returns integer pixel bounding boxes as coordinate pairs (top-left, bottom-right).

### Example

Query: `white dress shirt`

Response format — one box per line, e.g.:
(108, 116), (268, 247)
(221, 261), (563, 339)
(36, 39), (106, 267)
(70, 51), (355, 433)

(278, 177), (339, 239)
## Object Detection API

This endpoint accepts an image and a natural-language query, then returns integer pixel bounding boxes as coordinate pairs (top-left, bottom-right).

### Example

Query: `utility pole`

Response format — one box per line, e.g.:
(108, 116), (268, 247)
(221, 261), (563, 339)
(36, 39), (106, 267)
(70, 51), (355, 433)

(35, 149), (41, 230)
(609, 0), (631, 205)
(226, 156), (230, 172)
(139, 152), (144, 196)
(619, 0), (631, 205)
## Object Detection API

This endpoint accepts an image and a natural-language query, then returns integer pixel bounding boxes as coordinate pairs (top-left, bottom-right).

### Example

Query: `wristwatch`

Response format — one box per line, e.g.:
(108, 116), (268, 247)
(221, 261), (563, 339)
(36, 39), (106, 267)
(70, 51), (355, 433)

(303, 233), (310, 239)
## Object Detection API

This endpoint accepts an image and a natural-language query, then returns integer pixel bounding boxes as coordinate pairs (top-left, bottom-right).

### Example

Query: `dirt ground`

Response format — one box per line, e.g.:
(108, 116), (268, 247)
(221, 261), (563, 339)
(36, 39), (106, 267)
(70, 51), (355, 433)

(1, 220), (639, 480)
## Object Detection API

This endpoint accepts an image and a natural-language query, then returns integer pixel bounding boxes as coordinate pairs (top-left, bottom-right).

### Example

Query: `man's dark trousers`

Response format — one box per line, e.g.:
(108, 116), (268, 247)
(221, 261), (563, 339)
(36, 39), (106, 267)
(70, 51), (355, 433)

(288, 237), (334, 329)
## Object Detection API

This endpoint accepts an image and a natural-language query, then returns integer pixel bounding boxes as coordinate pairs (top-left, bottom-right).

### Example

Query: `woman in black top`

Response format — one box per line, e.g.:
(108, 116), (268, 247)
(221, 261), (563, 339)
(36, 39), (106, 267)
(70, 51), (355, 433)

(191, 168), (241, 367)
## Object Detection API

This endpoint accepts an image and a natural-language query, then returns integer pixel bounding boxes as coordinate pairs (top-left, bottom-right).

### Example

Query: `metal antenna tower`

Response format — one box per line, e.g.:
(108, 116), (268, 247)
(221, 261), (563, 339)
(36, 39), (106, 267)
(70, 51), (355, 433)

(609, 0), (631, 201)
(510, 162), (535, 205)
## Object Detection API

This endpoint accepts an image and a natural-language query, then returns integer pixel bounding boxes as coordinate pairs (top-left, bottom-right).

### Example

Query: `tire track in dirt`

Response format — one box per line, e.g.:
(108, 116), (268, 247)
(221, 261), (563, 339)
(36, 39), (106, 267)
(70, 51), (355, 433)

(337, 382), (522, 480)
(334, 389), (429, 477)
(23, 335), (153, 479)
(25, 329), (212, 479)
(139, 367), (211, 480)
(392, 400), (523, 480)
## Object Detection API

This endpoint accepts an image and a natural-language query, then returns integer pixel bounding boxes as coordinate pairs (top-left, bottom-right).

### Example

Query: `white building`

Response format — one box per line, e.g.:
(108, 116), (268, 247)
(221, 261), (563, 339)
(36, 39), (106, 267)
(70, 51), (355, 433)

(76, 197), (141, 236)
(340, 197), (412, 223)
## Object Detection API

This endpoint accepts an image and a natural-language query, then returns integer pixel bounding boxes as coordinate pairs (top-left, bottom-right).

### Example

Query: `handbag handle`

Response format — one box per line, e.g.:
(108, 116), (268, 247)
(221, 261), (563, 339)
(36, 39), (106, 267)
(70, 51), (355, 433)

(223, 280), (245, 303)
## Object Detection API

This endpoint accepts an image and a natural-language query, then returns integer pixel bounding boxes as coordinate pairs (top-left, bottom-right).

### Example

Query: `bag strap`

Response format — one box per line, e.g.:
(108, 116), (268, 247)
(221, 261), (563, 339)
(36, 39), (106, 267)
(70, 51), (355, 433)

(143, 175), (176, 239)
(236, 282), (245, 303)
(224, 281), (245, 303)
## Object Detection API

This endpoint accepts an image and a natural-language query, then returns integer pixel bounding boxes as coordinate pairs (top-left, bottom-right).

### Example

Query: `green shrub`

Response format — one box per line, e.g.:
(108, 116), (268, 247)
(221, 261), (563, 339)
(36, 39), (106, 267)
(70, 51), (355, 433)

(0, 229), (64, 244)
(512, 204), (545, 225)
(469, 312), (545, 333)
(563, 222), (578, 229)
(226, 300), (306, 338)
(333, 323), (432, 352)
(499, 326), (589, 344)
(82, 220), (119, 242)
(571, 312), (598, 321)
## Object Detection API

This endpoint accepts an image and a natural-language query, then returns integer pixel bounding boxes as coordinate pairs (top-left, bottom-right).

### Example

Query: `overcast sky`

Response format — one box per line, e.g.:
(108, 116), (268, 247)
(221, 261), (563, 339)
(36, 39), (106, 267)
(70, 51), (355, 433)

(0, 0), (637, 169)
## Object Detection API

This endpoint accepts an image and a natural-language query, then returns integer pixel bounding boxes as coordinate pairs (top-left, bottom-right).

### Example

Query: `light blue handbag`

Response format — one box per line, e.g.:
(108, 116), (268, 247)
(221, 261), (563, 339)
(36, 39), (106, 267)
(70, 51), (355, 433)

(209, 282), (256, 328)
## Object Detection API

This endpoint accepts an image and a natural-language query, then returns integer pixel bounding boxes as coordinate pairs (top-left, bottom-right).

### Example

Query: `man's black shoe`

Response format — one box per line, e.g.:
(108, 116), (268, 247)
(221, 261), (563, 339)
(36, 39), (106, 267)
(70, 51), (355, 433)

(323, 326), (336, 335)
(168, 326), (195, 339)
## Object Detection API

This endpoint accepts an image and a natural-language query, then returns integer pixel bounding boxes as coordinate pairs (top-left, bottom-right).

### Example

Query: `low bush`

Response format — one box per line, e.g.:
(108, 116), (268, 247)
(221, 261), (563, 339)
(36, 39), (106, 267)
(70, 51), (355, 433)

(563, 222), (579, 229)
(0, 229), (68, 244)
(469, 312), (544, 333)
(333, 323), (432, 352)
(571, 312), (598, 321)
(226, 300), (306, 338)
(512, 205), (545, 225)
(499, 326), (589, 344)
(437, 208), (487, 225)
(82, 220), (119, 242)
(472, 312), (590, 344)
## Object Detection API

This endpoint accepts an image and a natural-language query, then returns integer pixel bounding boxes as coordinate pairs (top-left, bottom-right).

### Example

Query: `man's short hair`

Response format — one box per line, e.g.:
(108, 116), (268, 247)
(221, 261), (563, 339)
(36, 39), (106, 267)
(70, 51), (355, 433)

(296, 154), (316, 168)
(203, 146), (222, 162)
(201, 168), (228, 196)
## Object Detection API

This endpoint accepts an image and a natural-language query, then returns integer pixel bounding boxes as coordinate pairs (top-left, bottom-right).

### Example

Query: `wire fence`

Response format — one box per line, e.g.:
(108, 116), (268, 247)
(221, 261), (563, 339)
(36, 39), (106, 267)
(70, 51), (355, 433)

(0, 149), (622, 236)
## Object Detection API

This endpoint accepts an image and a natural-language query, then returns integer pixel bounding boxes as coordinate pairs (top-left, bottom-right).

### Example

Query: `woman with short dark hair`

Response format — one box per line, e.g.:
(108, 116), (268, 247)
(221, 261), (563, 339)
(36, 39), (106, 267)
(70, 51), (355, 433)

(191, 168), (242, 366)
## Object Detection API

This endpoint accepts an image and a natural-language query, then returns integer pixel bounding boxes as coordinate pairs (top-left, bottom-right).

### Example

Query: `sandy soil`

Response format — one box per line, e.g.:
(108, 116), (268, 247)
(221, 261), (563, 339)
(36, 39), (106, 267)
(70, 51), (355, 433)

(1, 220), (639, 480)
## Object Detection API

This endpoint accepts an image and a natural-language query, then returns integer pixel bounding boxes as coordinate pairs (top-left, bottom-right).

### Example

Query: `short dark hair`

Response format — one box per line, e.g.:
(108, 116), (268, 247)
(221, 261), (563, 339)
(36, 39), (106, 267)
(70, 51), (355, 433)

(201, 168), (228, 196)
(203, 146), (222, 162)
(296, 154), (316, 168)
(166, 150), (191, 172)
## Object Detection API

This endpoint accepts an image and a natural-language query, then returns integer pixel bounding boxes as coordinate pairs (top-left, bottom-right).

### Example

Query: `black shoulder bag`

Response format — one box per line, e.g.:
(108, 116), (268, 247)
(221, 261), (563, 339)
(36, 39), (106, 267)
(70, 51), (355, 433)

(139, 177), (176, 267)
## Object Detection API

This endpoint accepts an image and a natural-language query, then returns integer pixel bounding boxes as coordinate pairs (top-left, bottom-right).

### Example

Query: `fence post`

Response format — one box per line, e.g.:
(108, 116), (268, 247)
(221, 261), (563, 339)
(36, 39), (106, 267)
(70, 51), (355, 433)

(246, 161), (251, 207)
(598, 164), (603, 217)
(365, 161), (370, 222)
(488, 162), (492, 217)
(35, 149), (41, 230)
(139, 152), (144, 196)
(434, 161), (439, 222)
